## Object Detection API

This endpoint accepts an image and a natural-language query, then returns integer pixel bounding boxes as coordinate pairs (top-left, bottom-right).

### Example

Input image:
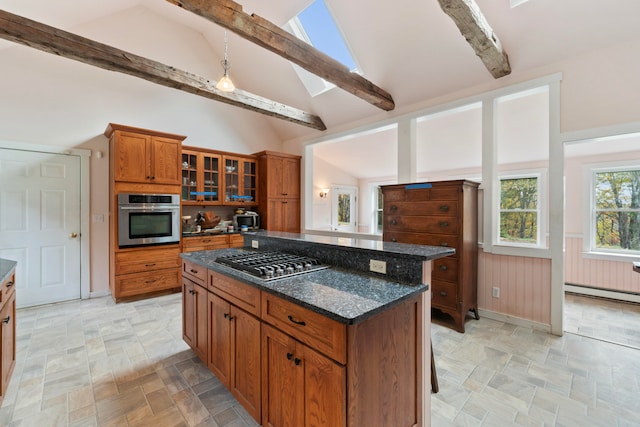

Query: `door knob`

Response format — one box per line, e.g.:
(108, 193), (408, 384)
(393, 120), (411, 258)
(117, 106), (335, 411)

(70, 232), (78, 238)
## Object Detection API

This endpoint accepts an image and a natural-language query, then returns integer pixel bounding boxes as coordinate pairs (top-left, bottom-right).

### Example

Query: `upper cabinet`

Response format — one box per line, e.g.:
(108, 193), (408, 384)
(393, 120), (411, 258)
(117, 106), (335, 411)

(182, 147), (222, 205)
(222, 155), (258, 206)
(105, 123), (185, 186)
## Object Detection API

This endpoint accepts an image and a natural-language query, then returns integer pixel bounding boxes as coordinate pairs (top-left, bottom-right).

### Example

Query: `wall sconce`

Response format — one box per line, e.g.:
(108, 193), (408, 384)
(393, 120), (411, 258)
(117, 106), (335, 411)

(319, 189), (329, 198)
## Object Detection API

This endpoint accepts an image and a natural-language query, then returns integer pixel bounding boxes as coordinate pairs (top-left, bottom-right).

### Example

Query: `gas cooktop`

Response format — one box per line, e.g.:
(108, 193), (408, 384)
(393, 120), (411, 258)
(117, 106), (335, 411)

(215, 251), (327, 281)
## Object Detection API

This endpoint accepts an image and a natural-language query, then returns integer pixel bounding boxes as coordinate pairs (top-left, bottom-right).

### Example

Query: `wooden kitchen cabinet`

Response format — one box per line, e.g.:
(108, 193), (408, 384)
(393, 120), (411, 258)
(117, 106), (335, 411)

(181, 264), (423, 427)
(208, 271), (262, 421)
(182, 276), (208, 362)
(112, 247), (181, 301)
(181, 147), (222, 204)
(222, 155), (258, 206)
(256, 151), (301, 232)
(105, 123), (185, 185)
(382, 180), (479, 332)
(182, 234), (245, 253)
(262, 324), (346, 427)
(0, 266), (16, 407)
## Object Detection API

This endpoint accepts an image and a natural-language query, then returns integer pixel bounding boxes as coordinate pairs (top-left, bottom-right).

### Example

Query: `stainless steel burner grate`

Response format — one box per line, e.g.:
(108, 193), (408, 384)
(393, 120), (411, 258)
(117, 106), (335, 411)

(215, 251), (327, 281)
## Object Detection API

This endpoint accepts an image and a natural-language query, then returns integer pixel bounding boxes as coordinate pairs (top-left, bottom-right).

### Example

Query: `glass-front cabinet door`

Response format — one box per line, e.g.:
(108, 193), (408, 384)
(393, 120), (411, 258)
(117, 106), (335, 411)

(223, 156), (258, 206)
(181, 149), (221, 205)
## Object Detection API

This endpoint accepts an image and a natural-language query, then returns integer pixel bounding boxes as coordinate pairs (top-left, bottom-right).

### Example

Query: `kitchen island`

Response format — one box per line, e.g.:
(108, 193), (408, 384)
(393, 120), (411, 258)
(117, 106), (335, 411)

(180, 231), (453, 427)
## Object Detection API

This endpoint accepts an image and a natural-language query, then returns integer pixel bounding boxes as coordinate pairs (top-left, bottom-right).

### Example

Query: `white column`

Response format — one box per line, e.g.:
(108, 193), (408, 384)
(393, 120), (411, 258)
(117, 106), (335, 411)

(397, 118), (417, 183)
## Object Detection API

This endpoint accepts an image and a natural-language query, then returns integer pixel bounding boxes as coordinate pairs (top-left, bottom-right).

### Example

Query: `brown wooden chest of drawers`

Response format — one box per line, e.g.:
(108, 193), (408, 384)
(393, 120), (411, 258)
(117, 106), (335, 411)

(382, 180), (479, 332)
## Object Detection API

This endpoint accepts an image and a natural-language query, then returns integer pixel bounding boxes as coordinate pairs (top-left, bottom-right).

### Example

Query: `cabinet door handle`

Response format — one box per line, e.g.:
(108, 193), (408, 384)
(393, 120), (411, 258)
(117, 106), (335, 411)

(439, 205), (450, 212)
(390, 205), (398, 211)
(145, 263), (156, 267)
(439, 221), (449, 228)
(287, 315), (306, 326)
(2, 316), (9, 324)
(439, 291), (447, 297)
(391, 220), (397, 225)
(6, 281), (13, 287)
(439, 265), (448, 271)
(294, 358), (301, 366)
(224, 313), (229, 318)
(286, 352), (294, 361)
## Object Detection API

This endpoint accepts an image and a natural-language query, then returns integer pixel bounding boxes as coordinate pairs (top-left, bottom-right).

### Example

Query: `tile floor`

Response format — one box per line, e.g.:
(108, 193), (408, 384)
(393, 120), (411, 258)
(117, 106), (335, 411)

(0, 292), (637, 426)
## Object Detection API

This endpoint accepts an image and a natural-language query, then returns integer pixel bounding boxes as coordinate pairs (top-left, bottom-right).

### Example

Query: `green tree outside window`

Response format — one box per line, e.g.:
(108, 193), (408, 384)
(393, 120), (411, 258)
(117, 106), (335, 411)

(594, 170), (640, 251)
(499, 177), (539, 244)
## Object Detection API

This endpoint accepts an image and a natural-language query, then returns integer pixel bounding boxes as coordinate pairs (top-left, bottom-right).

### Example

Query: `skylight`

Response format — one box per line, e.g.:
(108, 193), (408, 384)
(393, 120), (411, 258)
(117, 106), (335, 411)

(284, 0), (359, 97)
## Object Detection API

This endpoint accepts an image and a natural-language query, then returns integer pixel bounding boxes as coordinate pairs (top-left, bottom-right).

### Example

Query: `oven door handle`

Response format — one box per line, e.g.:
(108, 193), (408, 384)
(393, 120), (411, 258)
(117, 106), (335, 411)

(119, 206), (180, 210)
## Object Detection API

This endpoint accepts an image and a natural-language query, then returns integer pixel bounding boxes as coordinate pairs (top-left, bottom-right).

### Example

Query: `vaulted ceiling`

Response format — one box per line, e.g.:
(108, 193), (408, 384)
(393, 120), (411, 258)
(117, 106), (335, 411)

(1, 0), (639, 146)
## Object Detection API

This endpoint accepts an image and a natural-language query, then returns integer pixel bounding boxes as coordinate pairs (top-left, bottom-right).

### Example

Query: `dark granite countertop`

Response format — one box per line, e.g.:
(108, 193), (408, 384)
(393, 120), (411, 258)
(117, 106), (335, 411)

(0, 258), (17, 284)
(182, 248), (428, 325)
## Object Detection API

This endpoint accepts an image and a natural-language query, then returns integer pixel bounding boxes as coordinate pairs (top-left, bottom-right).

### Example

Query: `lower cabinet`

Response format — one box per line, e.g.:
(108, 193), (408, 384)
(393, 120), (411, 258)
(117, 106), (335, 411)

(0, 267), (16, 407)
(181, 262), (423, 427)
(182, 234), (245, 253)
(113, 246), (181, 301)
(208, 293), (261, 421)
(182, 277), (208, 362)
(262, 324), (345, 427)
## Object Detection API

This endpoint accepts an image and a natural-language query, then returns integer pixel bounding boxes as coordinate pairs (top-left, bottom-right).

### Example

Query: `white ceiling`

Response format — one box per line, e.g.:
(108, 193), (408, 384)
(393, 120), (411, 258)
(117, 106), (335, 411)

(1, 0), (639, 151)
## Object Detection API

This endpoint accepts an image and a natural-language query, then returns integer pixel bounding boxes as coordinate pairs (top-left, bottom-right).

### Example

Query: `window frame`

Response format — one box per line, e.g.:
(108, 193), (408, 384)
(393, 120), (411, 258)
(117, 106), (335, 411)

(584, 161), (640, 258)
(496, 170), (547, 249)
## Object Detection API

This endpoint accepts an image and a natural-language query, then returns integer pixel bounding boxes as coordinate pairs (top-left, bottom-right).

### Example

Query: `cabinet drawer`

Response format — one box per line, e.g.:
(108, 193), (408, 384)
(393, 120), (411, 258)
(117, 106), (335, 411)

(209, 270), (260, 317)
(261, 293), (346, 364)
(183, 234), (229, 250)
(384, 200), (457, 217)
(182, 260), (207, 285)
(384, 231), (458, 251)
(431, 257), (459, 282)
(431, 281), (458, 309)
(115, 248), (180, 275)
(115, 269), (181, 297)
(229, 234), (245, 248)
(0, 271), (15, 307)
(384, 215), (459, 235)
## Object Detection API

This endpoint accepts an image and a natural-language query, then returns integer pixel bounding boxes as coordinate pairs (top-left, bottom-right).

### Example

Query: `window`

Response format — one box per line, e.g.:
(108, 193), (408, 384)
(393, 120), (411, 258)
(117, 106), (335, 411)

(591, 167), (640, 253)
(284, 0), (359, 97)
(498, 174), (543, 247)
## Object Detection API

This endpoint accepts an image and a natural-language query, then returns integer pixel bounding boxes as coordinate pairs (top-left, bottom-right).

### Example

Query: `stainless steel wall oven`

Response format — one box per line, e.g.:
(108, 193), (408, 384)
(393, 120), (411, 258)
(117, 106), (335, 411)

(117, 193), (180, 248)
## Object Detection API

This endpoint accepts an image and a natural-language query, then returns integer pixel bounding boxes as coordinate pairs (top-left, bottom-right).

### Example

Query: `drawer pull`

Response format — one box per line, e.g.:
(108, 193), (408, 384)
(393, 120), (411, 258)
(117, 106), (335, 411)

(439, 291), (447, 297)
(6, 281), (13, 287)
(439, 265), (448, 271)
(294, 358), (301, 366)
(2, 316), (9, 324)
(440, 242), (449, 247)
(391, 220), (397, 225)
(391, 238), (397, 242)
(190, 269), (199, 274)
(287, 315), (306, 326)
(439, 221), (449, 228)
(145, 263), (156, 267)
(145, 279), (157, 284)
(439, 205), (450, 212)
(287, 352), (294, 361)
(390, 205), (398, 211)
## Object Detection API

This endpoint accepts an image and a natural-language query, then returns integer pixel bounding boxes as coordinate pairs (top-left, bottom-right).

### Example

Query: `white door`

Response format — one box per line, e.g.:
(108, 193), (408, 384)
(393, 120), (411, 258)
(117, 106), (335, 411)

(331, 186), (358, 232)
(0, 149), (82, 308)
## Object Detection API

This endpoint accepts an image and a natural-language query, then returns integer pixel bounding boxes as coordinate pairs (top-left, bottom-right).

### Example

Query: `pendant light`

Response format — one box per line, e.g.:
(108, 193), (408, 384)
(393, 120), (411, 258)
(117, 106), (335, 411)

(216, 31), (235, 92)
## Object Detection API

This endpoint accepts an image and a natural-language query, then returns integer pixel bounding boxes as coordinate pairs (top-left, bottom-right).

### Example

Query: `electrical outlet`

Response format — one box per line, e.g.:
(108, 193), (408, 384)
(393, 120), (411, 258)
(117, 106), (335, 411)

(492, 287), (500, 298)
(251, 240), (259, 249)
(369, 259), (387, 274)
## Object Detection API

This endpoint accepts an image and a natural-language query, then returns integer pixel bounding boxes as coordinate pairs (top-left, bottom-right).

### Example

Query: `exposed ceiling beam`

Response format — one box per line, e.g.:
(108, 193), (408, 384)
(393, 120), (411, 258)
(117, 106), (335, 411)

(0, 9), (326, 131)
(437, 0), (511, 78)
(166, 0), (396, 111)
